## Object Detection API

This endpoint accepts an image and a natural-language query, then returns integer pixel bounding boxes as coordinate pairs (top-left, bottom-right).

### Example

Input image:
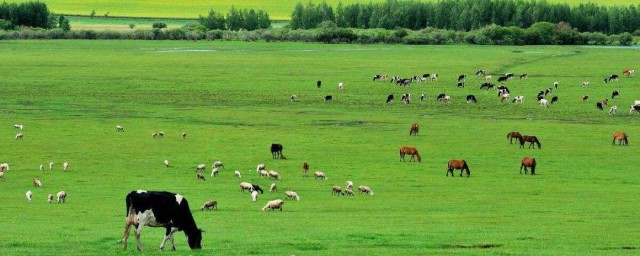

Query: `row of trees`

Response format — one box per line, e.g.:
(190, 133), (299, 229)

(198, 7), (270, 31)
(290, 0), (640, 34)
(1, 21), (634, 46)
(0, 1), (51, 30)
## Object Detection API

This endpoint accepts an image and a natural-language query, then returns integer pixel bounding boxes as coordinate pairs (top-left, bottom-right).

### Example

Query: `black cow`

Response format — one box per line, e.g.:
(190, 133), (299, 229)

(480, 83), (494, 90)
(610, 74), (619, 81)
(537, 95), (544, 102)
(270, 143), (284, 159)
(497, 76), (509, 83)
(422, 73), (430, 78)
(505, 73), (514, 79)
(317, 80), (321, 89)
(596, 102), (604, 110)
(545, 88), (552, 96)
(537, 90), (545, 99)
(466, 95), (477, 103)
(551, 96), (558, 104)
(386, 94), (394, 103)
(457, 82), (465, 88)
(458, 74), (466, 82)
(611, 90), (620, 99)
(122, 190), (202, 251)
(251, 184), (265, 194)
(324, 95), (332, 102)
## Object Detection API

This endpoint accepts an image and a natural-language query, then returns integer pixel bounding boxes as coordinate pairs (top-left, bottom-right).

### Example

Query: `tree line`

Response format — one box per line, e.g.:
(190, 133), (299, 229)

(290, 0), (640, 35)
(0, 1), (52, 30)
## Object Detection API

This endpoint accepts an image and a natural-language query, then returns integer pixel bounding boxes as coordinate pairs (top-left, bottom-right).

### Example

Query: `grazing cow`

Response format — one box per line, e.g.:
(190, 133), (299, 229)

(582, 95), (589, 102)
(457, 82), (465, 88)
(457, 74), (466, 82)
(480, 83), (494, 90)
(512, 96), (524, 104)
(63, 162), (69, 172)
(302, 162), (309, 177)
(430, 74), (439, 81)
(623, 69), (635, 77)
(497, 76), (509, 83)
(324, 95), (332, 102)
(14, 124), (23, 130)
(497, 86), (510, 95)
(436, 93), (446, 101)
(500, 93), (510, 103)
(505, 73), (514, 79)
(49, 162), (54, 171)
(270, 143), (284, 159)
(630, 105), (640, 114)
(338, 82), (344, 90)
(158, 132), (164, 138)
(290, 94), (297, 102)
(182, 133), (187, 139)
(442, 95), (451, 104)
(475, 69), (486, 76)
(401, 93), (411, 104)
(121, 190), (202, 251)
(164, 160), (169, 168)
(152, 133), (158, 139)
(611, 90), (619, 99)
(386, 94), (394, 103)
(26, 191), (32, 203)
(447, 160), (470, 177)
(15, 133), (23, 140)
(609, 74), (619, 82)
(545, 88), (552, 96)
(373, 74), (388, 81)
(116, 125), (125, 132)
(520, 73), (528, 79)
(601, 99), (609, 108)
(551, 96), (558, 104)
(520, 157), (537, 175)
(484, 75), (492, 81)
(409, 123), (419, 136)
(466, 95), (477, 104)
(612, 131), (628, 145)
(609, 106), (617, 115)
(537, 91), (545, 100)
(33, 178), (42, 187)
(420, 93), (426, 102)
(554, 81), (559, 89)
(197, 173), (205, 181)
(582, 82), (589, 87)
(316, 80), (321, 89)
(39, 164), (44, 171)
(596, 102), (604, 110)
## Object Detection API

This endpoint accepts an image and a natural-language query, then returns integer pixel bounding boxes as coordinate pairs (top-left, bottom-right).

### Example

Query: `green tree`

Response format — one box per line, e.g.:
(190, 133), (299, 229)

(199, 9), (225, 30)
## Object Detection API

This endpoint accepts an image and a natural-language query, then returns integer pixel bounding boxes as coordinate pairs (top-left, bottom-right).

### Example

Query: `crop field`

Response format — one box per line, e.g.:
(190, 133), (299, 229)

(7, 0), (638, 19)
(0, 40), (639, 255)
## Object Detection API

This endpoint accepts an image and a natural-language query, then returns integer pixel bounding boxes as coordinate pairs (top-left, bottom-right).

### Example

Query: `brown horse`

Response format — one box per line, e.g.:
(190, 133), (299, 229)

(519, 135), (541, 149)
(612, 131), (628, 145)
(409, 123), (419, 136)
(520, 157), (536, 175)
(302, 162), (309, 176)
(447, 160), (470, 177)
(399, 147), (421, 162)
(507, 131), (522, 144)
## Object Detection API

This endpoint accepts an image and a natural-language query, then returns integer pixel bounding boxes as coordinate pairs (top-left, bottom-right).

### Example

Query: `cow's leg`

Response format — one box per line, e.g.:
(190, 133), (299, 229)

(135, 225), (144, 251)
(122, 221), (131, 249)
(160, 227), (178, 251)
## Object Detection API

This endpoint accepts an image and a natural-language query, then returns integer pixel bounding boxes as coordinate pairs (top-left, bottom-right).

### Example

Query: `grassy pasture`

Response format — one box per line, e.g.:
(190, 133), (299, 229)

(7, 0), (639, 19)
(0, 41), (639, 255)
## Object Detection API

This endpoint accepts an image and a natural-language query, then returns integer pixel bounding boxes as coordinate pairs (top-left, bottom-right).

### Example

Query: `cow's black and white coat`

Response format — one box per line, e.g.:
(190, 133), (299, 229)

(122, 190), (202, 251)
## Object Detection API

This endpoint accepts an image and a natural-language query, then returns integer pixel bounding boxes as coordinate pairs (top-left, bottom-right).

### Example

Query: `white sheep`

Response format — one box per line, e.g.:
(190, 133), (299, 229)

(14, 124), (23, 130)
(358, 185), (374, 196)
(284, 191), (300, 201)
(0, 163), (9, 171)
(290, 94), (298, 102)
(344, 188), (354, 196)
(158, 131), (164, 138)
(195, 164), (206, 171)
(234, 170), (241, 178)
(256, 164), (265, 173)
(259, 170), (269, 178)
(33, 178), (42, 187)
(26, 191), (32, 203)
(116, 125), (125, 132)
(251, 190), (259, 202)
(539, 98), (549, 108)
(163, 160), (169, 168)
(152, 133), (158, 139)
(332, 186), (344, 195)
(270, 183), (277, 193)
(15, 133), (23, 140)
(56, 191), (66, 203)
(39, 164), (44, 171)
(213, 161), (224, 169)
(314, 171), (327, 180)
(346, 180), (353, 189)
(338, 82), (344, 90)
(268, 170), (280, 180)
(201, 200), (218, 211)
(49, 162), (54, 171)
(0, 171), (4, 180)
(262, 199), (284, 211)
(210, 167), (219, 177)
(197, 173), (206, 181)
(47, 194), (53, 203)
(63, 162), (69, 172)
(181, 133), (187, 139)
(240, 182), (253, 192)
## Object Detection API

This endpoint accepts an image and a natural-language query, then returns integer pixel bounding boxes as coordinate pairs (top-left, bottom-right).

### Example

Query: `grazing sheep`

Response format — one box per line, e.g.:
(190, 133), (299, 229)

(284, 191), (300, 201)
(290, 94), (298, 102)
(56, 191), (66, 203)
(47, 194), (53, 203)
(200, 200), (218, 211)
(270, 183), (277, 193)
(240, 182), (253, 192)
(39, 164), (44, 171)
(332, 186), (344, 195)
(539, 99), (549, 107)
(33, 178), (42, 187)
(164, 160), (169, 168)
(314, 171), (327, 180)
(554, 81), (559, 89)
(0, 171), (4, 180)
(197, 173), (206, 181)
(358, 185), (374, 196)
(251, 190), (259, 202)
(234, 170), (241, 178)
(26, 191), (32, 203)
(152, 133), (158, 139)
(63, 162), (69, 172)
(195, 164), (206, 171)
(0, 163), (9, 171)
(259, 170), (269, 178)
(116, 125), (125, 132)
(15, 133), (23, 140)
(181, 133), (187, 139)
(14, 124), (23, 130)
(262, 199), (284, 211)
(256, 164), (265, 173)
(268, 170), (280, 180)
(210, 167), (219, 177)
(582, 81), (589, 87)
(344, 189), (354, 196)
(213, 161), (224, 169)
(346, 180), (353, 190)
(158, 131), (164, 138)
(49, 162), (54, 171)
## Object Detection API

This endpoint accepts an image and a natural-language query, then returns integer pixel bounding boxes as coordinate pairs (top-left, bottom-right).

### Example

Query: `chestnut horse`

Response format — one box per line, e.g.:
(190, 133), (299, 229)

(302, 162), (309, 176)
(399, 147), (421, 162)
(507, 131), (522, 144)
(447, 160), (470, 177)
(519, 135), (541, 149)
(612, 131), (628, 145)
(409, 123), (419, 136)
(520, 157), (536, 175)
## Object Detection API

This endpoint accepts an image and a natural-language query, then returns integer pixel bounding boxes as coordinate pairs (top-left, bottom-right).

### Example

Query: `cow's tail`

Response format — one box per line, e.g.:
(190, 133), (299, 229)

(125, 193), (132, 217)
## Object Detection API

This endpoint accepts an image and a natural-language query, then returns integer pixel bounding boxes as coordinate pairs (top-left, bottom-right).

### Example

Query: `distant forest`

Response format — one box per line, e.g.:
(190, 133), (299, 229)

(290, 0), (640, 34)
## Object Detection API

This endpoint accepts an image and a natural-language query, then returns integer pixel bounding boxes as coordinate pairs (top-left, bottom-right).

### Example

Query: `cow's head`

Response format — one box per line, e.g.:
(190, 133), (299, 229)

(187, 229), (203, 249)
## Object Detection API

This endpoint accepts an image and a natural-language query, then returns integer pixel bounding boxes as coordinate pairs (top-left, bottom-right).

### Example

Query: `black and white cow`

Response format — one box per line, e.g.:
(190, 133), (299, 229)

(551, 96), (558, 104)
(475, 69), (486, 76)
(466, 95), (477, 104)
(497, 76), (509, 83)
(458, 74), (466, 82)
(457, 82), (465, 88)
(324, 95), (333, 102)
(545, 88), (553, 96)
(520, 73), (528, 79)
(316, 80), (321, 89)
(420, 93), (426, 102)
(386, 94), (394, 103)
(436, 93), (446, 101)
(122, 190), (202, 251)
(611, 90), (620, 99)
(480, 83), (494, 90)
(630, 105), (640, 114)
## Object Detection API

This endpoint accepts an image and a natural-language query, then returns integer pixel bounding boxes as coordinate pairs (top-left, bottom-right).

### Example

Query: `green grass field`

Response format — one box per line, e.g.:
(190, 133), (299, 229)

(0, 41), (639, 255)
(7, 0), (639, 19)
